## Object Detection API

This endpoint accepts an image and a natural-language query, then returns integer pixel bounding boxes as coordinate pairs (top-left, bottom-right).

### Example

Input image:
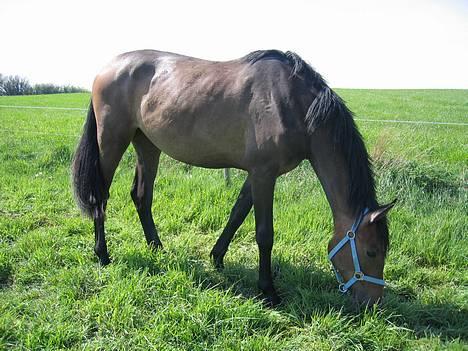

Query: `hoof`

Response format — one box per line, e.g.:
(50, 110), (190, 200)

(148, 241), (163, 251)
(262, 292), (282, 307)
(99, 255), (111, 266)
(259, 283), (281, 307)
(209, 250), (225, 271)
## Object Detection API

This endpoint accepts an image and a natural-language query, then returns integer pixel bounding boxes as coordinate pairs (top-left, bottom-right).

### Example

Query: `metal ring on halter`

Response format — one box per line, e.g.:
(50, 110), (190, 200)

(338, 283), (347, 293)
(346, 230), (355, 239)
(354, 271), (363, 280)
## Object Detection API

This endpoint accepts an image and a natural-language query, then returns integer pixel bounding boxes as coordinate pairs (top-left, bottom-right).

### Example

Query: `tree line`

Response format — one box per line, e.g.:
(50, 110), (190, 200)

(0, 74), (88, 95)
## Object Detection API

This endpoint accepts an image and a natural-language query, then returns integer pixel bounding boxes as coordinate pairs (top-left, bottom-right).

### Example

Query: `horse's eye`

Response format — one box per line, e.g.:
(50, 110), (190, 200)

(366, 250), (377, 258)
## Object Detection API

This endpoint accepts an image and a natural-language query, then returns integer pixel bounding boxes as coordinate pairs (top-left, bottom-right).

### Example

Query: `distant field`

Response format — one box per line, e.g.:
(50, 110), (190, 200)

(0, 91), (467, 350)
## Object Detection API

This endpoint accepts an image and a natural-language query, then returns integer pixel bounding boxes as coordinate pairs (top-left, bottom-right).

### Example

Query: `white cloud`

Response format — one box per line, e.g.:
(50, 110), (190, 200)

(1, 0), (467, 88)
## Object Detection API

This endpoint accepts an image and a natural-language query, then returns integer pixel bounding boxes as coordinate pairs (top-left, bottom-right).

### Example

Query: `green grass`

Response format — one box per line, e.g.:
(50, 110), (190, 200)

(0, 91), (467, 350)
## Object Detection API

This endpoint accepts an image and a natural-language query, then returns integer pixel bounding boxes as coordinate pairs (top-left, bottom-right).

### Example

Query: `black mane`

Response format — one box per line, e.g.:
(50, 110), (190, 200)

(243, 49), (388, 253)
(242, 50), (326, 89)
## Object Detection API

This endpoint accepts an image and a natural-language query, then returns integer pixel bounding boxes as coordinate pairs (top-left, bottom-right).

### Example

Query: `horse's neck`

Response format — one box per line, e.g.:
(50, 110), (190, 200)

(309, 132), (354, 226)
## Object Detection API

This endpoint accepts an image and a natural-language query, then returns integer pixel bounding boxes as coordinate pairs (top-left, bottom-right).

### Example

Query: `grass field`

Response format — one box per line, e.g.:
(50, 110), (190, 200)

(0, 90), (466, 350)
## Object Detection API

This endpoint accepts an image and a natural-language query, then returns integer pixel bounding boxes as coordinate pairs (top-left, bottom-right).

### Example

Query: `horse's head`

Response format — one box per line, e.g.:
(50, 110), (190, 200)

(328, 201), (396, 305)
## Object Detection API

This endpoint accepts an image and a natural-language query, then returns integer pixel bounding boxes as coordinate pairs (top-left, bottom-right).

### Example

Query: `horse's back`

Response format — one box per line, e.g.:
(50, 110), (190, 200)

(92, 50), (308, 173)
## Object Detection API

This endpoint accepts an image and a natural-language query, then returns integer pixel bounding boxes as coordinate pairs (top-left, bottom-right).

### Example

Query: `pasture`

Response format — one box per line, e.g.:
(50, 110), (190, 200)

(0, 90), (466, 350)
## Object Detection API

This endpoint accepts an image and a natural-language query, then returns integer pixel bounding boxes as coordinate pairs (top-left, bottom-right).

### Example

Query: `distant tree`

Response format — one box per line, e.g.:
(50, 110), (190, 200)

(33, 83), (63, 94)
(32, 83), (88, 94)
(1, 75), (32, 95)
(0, 74), (88, 95)
(0, 74), (4, 95)
(62, 85), (87, 93)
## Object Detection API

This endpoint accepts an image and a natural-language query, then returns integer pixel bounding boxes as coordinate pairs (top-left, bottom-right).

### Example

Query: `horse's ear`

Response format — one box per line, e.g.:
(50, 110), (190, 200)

(369, 199), (397, 224)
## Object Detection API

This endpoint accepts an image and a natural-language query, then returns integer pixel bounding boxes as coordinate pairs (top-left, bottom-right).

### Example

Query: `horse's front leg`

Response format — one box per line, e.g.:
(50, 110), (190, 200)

(210, 176), (252, 269)
(251, 170), (280, 306)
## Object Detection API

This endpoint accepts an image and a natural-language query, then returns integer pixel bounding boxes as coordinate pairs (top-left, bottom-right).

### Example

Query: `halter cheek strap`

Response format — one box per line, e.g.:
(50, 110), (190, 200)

(328, 208), (385, 293)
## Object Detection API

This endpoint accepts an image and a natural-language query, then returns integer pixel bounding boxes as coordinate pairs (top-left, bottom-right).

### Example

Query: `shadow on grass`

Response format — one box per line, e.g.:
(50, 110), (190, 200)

(120, 249), (467, 342)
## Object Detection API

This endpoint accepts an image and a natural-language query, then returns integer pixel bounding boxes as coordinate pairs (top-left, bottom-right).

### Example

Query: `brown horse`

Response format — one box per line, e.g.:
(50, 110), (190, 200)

(72, 49), (394, 306)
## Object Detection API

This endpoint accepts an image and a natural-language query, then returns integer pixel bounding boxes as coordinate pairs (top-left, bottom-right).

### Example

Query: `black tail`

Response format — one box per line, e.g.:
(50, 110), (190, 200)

(72, 100), (105, 218)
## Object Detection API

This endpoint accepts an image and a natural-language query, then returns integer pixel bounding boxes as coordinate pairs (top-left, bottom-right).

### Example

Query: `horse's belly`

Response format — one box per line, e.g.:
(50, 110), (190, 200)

(139, 118), (247, 169)
(154, 137), (242, 168)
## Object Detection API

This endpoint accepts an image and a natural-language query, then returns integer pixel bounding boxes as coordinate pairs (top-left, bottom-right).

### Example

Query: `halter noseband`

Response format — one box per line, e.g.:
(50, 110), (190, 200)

(328, 208), (385, 293)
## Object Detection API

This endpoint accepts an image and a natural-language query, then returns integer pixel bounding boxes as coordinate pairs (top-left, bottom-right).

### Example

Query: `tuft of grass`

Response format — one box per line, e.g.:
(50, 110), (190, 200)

(39, 145), (74, 170)
(374, 155), (462, 197)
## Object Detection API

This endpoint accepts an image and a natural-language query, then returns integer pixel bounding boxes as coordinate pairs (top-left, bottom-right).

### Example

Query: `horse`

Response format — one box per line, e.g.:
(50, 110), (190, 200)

(72, 49), (395, 306)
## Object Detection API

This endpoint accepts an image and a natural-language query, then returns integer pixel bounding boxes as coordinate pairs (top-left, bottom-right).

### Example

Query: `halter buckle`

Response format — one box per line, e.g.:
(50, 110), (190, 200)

(338, 283), (347, 293)
(354, 271), (364, 280)
(346, 230), (355, 239)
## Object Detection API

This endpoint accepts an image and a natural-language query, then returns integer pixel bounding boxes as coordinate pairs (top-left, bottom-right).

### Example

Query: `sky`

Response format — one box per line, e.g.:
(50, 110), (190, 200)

(1, 0), (467, 89)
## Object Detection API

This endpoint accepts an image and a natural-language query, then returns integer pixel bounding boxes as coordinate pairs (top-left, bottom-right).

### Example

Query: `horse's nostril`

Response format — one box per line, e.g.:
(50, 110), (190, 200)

(352, 289), (382, 306)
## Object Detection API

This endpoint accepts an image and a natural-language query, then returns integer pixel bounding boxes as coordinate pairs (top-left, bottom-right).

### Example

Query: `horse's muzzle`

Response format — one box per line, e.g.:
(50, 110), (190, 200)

(352, 288), (383, 307)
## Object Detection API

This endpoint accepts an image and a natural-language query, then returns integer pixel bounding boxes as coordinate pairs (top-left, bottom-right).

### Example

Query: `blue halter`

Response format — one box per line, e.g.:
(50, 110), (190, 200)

(328, 208), (385, 293)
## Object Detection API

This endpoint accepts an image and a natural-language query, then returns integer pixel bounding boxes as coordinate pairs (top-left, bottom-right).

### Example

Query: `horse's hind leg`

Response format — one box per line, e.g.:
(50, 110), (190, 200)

(210, 177), (252, 269)
(94, 112), (135, 264)
(94, 211), (110, 265)
(131, 130), (163, 249)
